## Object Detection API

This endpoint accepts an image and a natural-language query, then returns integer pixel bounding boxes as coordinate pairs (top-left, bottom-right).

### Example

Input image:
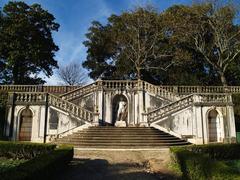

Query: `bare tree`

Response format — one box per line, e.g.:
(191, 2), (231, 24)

(193, 3), (240, 86)
(115, 7), (173, 79)
(58, 62), (87, 85)
(164, 1), (240, 86)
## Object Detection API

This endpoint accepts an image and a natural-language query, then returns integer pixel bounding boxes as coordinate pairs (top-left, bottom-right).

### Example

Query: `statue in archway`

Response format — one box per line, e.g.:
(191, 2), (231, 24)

(116, 101), (127, 122)
(114, 99), (128, 127)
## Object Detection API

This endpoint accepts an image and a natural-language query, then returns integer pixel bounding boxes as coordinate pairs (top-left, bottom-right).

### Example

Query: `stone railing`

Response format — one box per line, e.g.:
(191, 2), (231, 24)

(148, 93), (232, 123)
(101, 80), (139, 90)
(60, 82), (97, 101)
(0, 85), (80, 94)
(159, 86), (240, 95)
(48, 94), (94, 123)
(11, 92), (95, 123)
(3, 83), (240, 96)
(10, 92), (46, 104)
(143, 81), (180, 102)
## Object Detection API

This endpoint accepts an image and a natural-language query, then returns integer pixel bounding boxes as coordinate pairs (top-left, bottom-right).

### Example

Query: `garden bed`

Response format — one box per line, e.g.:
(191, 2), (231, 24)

(0, 141), (73, 180)
(170, 144), (240, 179)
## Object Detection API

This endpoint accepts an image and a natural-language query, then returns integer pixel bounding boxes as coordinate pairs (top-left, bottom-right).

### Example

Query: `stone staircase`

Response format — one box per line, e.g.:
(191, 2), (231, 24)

(56, 127), (190, 149)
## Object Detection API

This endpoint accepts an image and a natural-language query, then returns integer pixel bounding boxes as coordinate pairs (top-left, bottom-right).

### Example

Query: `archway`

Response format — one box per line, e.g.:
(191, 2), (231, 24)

(112, 94), (128, 126)
(208, 109), (221, 143)
(19, 108), (33, 141)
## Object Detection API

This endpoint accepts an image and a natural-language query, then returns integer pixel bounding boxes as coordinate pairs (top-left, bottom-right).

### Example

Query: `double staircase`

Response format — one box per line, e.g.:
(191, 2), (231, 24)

(56, 127), (190, 149)
(10, 80), (231, 147)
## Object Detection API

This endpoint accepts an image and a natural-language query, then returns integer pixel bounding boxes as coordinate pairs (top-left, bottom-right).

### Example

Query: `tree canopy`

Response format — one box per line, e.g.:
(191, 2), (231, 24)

(0, 1), (59, 84)
(83, 1), (240, 85)
(163, 2), (240, 86)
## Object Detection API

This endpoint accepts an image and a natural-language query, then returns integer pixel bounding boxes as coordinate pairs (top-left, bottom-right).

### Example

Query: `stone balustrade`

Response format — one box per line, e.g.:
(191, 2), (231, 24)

(48, 94), (94, 122)
(0, 85), (80, 94)
(101, 80), (138, 89)
(11, 92), (94, 123)
(2, 82), (240, 95)
(12, 92), (46, 104)
(159, 86), (240, 95)
(143, 81), (179, 101)
(60, 83), (97, 101)
(148, 93), (232, 123)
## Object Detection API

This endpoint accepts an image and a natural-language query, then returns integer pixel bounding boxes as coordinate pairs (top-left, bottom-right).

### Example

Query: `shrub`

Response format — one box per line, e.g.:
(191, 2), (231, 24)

(0, 141), (56, 159)
(171, 148), (212, 180)
(186, 144), (240, 160)
(170, 145), (240, 180)
(0, 146), (73, 180)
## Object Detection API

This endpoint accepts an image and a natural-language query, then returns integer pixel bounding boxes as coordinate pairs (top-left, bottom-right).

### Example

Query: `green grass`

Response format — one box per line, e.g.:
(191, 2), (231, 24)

(0, 157), (26, 173)
(224, 160), (240, 173)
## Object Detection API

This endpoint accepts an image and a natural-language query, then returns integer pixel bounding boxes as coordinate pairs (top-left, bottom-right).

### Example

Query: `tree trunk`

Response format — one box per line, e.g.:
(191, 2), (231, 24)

(136, 67), (141, 80)
(219, 72), (228, 86)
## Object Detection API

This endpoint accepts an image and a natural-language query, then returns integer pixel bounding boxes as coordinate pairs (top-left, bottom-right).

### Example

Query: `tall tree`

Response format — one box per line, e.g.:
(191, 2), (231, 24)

(58, 62), (87, 85)
(83, 7), (176, 81)
(162, 1), (240, 86)
(0, 1), (59, 84)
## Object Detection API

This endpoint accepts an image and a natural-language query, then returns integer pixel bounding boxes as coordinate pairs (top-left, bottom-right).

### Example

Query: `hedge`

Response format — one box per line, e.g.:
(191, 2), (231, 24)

(170, 144), (240, 180)
(186, 144), (240, 160)
(0, 141), (56, 159)
(0, 146), (73, 180)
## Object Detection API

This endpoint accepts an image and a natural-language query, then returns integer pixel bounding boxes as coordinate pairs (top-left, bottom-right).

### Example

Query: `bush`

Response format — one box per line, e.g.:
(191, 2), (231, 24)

(171, 148), (212, 180)
(170, 145), (240, 180)
(0, 141), (56, 159)
(186, 144), (240, 160)
(0, 146), (73, 180)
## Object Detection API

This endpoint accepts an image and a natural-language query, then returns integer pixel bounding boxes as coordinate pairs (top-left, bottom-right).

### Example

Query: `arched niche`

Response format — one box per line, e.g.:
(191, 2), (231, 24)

(19, 107), (33, 141)
(112, 94), (128, 126)
(208, 109), (223, 143)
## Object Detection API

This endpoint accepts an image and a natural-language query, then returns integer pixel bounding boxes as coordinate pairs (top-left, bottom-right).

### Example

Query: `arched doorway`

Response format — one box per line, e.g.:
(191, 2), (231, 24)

(112, 94), (128, 126)
(208, 109), (222, 143)
(19, 108), (33, 141)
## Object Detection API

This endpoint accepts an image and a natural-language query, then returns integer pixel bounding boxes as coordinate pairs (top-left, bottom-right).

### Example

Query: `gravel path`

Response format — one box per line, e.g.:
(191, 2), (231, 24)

(53, 148), (178, 180)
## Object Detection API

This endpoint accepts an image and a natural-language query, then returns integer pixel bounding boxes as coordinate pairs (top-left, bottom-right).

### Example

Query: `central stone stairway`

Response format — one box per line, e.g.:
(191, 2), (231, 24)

(56, 127), (190, 149)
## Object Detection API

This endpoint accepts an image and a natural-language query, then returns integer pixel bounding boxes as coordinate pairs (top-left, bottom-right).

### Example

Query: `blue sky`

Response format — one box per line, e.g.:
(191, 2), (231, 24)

(0, 0), (203, 84)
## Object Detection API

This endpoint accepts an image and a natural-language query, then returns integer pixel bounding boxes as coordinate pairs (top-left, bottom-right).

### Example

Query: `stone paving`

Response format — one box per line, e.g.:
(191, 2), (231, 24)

(53, 148), (178, 180)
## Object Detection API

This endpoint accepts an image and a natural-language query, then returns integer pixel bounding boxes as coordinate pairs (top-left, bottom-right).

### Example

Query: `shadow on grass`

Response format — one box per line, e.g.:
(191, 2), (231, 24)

(53, 158), (178, 180)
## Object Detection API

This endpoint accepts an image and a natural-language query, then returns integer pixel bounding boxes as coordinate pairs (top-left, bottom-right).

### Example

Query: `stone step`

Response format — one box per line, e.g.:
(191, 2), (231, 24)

(58, 142), (189, 146)
(59, 136), (178, 140)
(60, 134), (177, 138)
(55, 127), (190, 148)
(57, 138), (184, 143)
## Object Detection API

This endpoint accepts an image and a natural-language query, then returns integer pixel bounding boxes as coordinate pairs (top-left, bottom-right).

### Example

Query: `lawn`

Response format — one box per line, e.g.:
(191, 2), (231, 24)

(224, 160), (240, 173)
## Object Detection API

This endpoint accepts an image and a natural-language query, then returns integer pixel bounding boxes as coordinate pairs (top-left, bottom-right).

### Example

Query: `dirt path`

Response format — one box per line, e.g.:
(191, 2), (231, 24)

(54, 148), (178, 180)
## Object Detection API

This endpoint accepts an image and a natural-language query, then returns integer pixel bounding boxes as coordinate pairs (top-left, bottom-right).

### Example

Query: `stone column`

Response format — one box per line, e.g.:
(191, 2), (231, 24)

(93, 112), (100, 126)
(140, 112), (149, 127)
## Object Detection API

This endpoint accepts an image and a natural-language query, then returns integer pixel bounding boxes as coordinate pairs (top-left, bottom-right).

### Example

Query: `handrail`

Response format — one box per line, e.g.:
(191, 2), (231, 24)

(48, 94), (94, 123)
(143, 81), (180, 102)
(60, 82), (97, 101)
(2, 82), (240, 96)
(12, 92), (94, 123)
(0, 85), (80, 94)
(148, 93), (232, 123)
(153, 86), (240, 95)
